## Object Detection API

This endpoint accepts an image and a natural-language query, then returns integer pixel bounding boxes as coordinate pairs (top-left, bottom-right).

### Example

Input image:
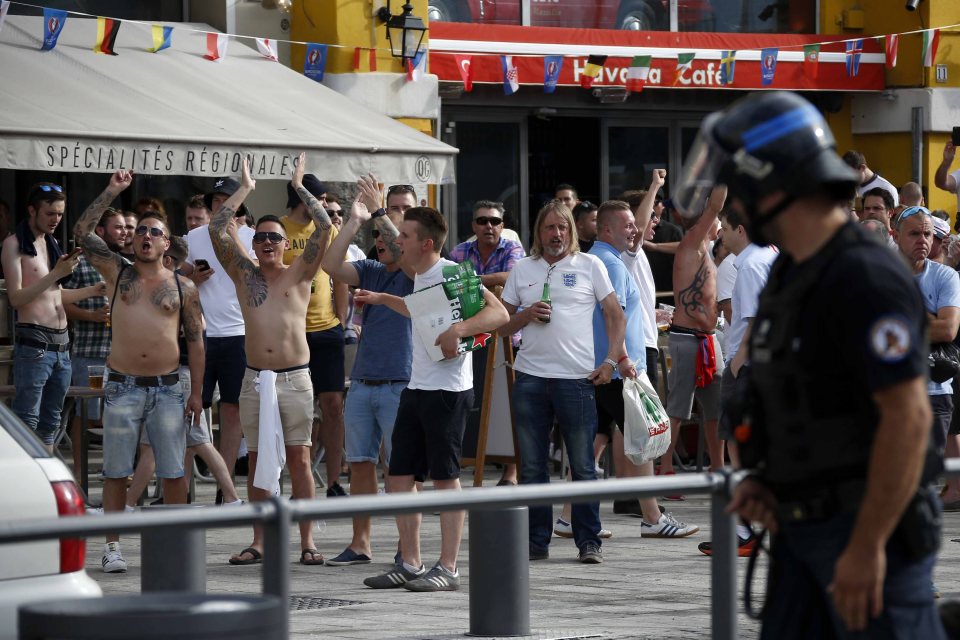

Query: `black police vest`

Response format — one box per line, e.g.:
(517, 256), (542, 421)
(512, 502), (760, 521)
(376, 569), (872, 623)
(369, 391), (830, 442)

(747, 224), (879, 494)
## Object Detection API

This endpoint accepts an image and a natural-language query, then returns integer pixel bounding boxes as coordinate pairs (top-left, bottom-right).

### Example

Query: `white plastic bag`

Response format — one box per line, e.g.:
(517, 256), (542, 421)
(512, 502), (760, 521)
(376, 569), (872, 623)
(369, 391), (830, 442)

(622, 372), (671, 464)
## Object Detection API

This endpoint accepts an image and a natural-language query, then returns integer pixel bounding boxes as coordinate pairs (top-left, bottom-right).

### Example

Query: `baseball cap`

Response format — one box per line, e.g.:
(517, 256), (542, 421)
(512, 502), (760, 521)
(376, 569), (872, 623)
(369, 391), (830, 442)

(933, 216), (950, 239)
(204, 177), (249, 218)
(286, 174), (327, 210)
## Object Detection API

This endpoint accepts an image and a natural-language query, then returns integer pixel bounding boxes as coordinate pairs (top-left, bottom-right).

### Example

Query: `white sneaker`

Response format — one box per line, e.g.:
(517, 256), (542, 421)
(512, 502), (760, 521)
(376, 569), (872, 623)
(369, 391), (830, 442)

(553, 517), (613, 539)
(102, 542), (127, 573)
(640, 512), (700, 538)
(87, 505), (135, 516)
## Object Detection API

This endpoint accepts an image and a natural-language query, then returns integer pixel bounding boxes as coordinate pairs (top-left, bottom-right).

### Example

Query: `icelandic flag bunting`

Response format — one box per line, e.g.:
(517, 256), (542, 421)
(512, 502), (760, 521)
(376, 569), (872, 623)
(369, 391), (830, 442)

(845, 39), (862, 77)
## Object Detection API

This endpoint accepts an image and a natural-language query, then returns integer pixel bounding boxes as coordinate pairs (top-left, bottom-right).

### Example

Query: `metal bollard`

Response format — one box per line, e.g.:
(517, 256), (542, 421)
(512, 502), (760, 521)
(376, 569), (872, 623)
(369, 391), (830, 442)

(468, 506), (530, 637)
(141, 504), (206, 593)
(710, 472), (737, 640)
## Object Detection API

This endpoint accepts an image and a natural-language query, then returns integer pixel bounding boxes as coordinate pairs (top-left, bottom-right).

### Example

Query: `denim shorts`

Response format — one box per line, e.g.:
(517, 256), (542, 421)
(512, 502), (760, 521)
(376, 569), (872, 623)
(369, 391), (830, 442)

(138, 367), (210, 448)
(102, 371), (186, 479)
(344, 380), (405, 463)
(71, 356), (105, 421)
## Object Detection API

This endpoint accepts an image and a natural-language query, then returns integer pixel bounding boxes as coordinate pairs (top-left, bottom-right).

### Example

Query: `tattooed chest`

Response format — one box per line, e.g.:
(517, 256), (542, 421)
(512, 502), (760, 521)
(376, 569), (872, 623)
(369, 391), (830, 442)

(117, 271), (180, 312)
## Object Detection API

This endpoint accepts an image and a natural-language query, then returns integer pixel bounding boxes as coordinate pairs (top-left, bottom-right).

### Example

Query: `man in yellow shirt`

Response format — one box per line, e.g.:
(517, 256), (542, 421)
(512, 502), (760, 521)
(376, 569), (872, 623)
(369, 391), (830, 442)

(282, 174), (350, 496)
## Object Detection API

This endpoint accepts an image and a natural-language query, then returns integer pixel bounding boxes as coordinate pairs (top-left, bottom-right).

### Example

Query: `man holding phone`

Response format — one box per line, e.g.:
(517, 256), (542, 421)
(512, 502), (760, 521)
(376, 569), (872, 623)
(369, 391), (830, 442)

(185, 178), (257, 497)
(934, 130), (960, 217)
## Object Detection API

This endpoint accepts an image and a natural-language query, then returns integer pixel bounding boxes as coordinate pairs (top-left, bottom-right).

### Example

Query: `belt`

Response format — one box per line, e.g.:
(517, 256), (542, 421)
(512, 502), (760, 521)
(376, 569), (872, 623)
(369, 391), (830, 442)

(17, 337), (70, 352)
(247, 363), (309, 374)
(356, 379), (406, 386)
(107, 372), (180, 387)
(669, 325), (715, 336)
(775, 479), (866, 524)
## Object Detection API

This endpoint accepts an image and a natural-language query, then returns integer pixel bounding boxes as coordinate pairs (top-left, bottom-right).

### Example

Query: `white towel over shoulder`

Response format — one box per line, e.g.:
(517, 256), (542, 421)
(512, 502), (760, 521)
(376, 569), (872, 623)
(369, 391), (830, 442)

(253, 370), (285, 496)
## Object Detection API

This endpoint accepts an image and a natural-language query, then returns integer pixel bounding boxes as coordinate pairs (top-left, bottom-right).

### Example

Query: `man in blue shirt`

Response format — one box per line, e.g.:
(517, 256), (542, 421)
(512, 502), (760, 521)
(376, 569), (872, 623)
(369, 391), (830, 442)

(320, 178), (416, 566)
(589, 201), (699, 544)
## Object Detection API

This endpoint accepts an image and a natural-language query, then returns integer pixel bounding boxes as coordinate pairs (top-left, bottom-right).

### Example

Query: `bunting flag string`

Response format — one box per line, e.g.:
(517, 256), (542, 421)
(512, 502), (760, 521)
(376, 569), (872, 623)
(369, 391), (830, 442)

(885, 34), (898, 69)
(803, 44), (820, 79)
(40, 7), (66, 50)
(455, 54), (474, 91)
(204, 32), (227, 61)
(719, 50), (735, 85)
(845, 39), (862, 77)
(255, 37), (278, 61)
(0, 1), (10, 34)
(406, 49), (426, 82)
(352, 47), (377, 71)
(922, 29), (940, 67)
(303, 43), (327, 82)
(626, 55), (651, 92)
(93, 16), (120, 55)
(580, 54), (607, 88)
(501, 55), (519, 95)
(673, 52), (694, 86)
(543, 55), (562, 93)
(148, 24), (172, 53)
(760, 48), (778, 85)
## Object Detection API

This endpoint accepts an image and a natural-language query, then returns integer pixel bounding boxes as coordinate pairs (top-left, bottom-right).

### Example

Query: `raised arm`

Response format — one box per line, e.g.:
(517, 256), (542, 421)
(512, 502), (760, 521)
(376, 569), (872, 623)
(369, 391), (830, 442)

(288, 152), (333, 282)
(73, 170), (133, 283)
(209, 160), (256, 275)
(357, 173), (403, 264)
(685, 185), (727, 246)
(631, 169), (666, 251)
(320, 196), (368, 287)
(935, 143), (958, 193)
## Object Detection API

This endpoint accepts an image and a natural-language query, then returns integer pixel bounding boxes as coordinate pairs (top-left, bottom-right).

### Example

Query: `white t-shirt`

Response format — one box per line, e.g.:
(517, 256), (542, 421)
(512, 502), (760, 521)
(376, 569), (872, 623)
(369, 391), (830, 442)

(407, 258), (473, 392)
(186, 224), (255, 338)
(715, 253), (738, 354)
(725, 244), (779, 365)
(503, 252), (614, 379)
(859, 173), (899, 207)
(622, 248), (657, 350)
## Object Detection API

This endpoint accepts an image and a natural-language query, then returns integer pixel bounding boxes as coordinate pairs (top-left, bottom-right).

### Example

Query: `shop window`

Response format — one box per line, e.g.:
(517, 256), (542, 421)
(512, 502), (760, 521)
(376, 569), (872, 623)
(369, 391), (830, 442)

(427, 0), (815, 33)
(453, 122), (522, 243)
(608, 126), (668, 199)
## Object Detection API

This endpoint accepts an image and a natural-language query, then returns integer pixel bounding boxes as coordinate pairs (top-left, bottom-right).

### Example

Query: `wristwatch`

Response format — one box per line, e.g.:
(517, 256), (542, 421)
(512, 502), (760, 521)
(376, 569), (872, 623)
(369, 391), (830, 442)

(370, 207), (387, 219)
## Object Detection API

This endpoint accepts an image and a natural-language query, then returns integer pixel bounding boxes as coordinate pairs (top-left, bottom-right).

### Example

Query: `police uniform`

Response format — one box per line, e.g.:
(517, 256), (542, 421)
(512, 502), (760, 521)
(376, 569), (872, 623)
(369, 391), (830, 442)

(744, 221), (944, 639)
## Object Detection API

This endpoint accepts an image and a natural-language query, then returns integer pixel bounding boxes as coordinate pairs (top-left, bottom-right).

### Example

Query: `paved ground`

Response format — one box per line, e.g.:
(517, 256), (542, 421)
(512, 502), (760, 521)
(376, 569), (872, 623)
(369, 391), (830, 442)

(80, 460), (960, 640)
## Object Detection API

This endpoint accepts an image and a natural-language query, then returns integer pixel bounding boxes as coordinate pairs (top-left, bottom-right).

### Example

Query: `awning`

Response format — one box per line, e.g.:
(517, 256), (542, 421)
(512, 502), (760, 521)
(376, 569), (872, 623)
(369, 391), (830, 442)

(0, 16), (457, 183)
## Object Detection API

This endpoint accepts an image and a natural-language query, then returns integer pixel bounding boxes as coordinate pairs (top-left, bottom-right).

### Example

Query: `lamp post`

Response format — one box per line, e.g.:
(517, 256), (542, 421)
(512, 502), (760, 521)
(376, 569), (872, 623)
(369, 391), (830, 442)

(377, 1), (427, 65)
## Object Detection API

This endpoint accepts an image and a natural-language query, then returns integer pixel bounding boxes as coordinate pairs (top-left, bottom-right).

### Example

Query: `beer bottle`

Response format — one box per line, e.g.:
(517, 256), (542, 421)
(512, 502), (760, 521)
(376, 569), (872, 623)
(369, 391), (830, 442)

(539, 283), (551, 323)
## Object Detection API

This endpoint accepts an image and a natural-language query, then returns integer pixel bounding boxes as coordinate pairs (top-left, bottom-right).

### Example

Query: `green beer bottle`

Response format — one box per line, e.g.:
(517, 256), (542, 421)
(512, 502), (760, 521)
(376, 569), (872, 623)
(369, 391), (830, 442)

(539, 283), (551, 323)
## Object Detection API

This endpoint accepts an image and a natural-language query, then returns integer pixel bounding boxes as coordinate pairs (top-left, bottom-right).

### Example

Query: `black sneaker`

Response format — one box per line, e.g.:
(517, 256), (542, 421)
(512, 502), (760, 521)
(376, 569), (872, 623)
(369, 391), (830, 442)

(363, 564), (425, 589)
(529, 546), (549, 561)
(326, 482), (347, 498)
(403, 564), (460, 592)
(578, 542), (603, 564)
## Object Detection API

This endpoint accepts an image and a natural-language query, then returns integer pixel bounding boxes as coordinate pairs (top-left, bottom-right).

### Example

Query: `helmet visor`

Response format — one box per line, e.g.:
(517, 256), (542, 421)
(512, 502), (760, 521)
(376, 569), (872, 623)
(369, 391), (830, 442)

(673, 114), (729, 219)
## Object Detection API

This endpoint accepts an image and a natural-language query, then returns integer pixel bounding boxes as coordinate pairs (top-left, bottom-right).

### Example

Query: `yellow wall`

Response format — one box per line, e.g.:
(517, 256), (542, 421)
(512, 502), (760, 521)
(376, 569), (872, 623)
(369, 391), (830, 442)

(290, 0), (429, 75)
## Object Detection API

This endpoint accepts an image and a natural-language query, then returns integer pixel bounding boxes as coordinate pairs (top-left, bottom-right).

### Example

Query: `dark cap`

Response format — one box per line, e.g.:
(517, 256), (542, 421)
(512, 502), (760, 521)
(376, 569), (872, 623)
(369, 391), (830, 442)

(204, 177), (248, 218)
(286, 174), (327, 210)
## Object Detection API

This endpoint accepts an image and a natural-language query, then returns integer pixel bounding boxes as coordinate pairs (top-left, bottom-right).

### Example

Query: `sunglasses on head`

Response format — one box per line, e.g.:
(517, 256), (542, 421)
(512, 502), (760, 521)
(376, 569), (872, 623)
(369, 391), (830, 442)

(388, 184), (415, 195)
(39, 184), (63, 193)
(135, 225), (166, 238)
(474, 216), (503, 226)
(253, 231), (286, 244)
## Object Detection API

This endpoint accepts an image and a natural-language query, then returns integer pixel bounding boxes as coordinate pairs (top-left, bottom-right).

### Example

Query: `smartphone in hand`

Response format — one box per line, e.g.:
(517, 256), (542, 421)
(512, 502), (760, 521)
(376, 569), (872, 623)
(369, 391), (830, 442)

(952, 126), (960, 147)
(195, 259), (210, 271)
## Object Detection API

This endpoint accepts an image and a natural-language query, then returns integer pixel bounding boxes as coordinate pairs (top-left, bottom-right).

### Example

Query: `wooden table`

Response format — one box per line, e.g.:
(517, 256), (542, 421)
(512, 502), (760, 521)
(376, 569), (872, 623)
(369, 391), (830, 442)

(0, 384), (104, 497)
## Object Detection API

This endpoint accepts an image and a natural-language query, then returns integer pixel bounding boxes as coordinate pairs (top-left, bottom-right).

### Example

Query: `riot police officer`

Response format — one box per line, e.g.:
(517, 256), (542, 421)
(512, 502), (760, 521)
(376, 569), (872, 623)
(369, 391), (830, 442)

(674, 91), (945, 638)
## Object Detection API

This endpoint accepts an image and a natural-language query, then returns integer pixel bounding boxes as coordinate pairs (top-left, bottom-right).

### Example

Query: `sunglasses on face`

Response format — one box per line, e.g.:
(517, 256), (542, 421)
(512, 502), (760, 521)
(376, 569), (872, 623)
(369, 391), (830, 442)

(371, 229), (381, 238)
(474, 216), (503, 227)
(253, 231), (286, 244)
(135, 225), (166, 238)
(325, 209), (342, 217)
(39, 184), (63, 193)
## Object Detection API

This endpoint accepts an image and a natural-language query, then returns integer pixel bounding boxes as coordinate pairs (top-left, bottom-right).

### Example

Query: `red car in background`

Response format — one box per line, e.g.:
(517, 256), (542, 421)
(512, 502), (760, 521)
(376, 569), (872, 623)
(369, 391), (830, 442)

(427, 0), (715, 32)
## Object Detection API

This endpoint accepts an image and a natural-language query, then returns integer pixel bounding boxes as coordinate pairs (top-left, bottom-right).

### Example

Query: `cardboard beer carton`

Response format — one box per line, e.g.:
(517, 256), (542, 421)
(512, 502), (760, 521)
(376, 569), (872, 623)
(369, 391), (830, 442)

(404, 261), (493, 361)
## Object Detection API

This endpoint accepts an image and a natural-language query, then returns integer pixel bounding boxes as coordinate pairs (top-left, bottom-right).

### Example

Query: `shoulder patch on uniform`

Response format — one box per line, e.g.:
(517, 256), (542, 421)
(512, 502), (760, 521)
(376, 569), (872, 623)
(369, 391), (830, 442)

(868, 316), (912, 363)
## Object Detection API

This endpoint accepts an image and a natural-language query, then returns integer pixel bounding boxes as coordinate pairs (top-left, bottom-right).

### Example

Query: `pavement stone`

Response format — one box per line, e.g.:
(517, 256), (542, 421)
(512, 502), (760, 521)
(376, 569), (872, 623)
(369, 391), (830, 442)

(80, 461), (960, 639)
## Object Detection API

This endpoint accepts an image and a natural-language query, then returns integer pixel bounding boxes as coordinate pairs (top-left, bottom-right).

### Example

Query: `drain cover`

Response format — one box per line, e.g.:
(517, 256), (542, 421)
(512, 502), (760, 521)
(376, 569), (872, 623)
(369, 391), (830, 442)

(288, 596), (366, 611)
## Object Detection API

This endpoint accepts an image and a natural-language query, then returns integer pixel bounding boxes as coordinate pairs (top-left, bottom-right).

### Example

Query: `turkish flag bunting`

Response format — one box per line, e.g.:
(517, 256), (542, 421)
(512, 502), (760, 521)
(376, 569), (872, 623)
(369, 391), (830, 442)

(454, 54), (474, 91)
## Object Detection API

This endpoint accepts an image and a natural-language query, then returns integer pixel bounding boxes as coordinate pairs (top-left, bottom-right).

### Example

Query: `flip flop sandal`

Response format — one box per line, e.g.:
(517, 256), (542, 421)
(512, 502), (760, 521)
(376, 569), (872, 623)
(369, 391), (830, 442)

(229, 547), (262, 565)
(300, 548), (325, 565)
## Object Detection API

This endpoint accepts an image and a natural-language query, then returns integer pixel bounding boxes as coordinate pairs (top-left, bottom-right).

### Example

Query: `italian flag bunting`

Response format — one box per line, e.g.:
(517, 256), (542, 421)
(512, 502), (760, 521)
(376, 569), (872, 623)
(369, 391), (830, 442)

(626, 55), (652, 93)
(673, 52), (695, 86)
(94, 17), (120, 55)
(922, 29), (939, 68)
(885, 34), (898, 69)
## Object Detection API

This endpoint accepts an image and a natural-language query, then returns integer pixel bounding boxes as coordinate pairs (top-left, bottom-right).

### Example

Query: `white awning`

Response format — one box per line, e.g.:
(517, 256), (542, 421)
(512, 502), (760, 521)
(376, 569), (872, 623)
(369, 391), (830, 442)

(0, 16), (456, 184)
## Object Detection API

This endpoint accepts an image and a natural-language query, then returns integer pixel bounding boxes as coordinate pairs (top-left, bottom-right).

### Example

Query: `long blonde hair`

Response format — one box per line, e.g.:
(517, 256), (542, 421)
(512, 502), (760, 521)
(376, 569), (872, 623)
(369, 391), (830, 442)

(530, 199), (580, 259)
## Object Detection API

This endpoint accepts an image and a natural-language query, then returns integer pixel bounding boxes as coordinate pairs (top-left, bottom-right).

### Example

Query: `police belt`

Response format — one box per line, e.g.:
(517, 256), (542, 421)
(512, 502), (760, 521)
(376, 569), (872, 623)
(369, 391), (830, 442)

(774, 478), (866, 524)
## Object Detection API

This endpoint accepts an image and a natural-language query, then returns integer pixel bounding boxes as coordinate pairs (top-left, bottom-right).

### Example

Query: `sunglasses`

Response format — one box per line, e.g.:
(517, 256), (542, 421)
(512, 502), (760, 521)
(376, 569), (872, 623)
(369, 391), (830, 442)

(253, 231), (286, 244)
(898, 206), (931, 222)
(325, 209), (342, 217)
(372, 229), (381, 238)
(135, 225), (166, 238)
(388, 184), (415, 195)
(474, 216), (503, 226)
(39, 184), (63, 193)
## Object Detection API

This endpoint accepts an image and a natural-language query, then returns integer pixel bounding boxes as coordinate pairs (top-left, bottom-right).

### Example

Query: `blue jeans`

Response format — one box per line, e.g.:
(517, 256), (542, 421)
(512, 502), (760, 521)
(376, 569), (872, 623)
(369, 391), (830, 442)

(12, 344), (72, 445)
(762, 510), (945, 639)
(344, 381), (405, 463)
(513, 373), (601, 553)
(102, 373), (186, 479)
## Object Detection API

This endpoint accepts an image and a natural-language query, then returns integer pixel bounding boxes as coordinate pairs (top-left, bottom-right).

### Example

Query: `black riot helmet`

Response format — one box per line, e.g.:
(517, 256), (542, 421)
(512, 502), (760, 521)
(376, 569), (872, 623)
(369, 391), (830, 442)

(673, 91), (858, 243)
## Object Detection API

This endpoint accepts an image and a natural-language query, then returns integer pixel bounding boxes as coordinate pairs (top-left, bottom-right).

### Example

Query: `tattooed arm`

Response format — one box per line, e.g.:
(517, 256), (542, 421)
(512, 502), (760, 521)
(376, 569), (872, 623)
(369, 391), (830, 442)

(208, 160), (267, 306)
(180, 277), (205, 426)
(73, 170), (133, 283)
(321, 197), (368, 287)
(288, 152), (334, 282)
(357, 173), (403, 264)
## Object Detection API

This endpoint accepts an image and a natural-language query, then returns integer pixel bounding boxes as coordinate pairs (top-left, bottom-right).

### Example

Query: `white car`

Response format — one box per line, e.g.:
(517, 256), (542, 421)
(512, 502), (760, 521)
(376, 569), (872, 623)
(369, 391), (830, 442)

(0, 403), (102, 640)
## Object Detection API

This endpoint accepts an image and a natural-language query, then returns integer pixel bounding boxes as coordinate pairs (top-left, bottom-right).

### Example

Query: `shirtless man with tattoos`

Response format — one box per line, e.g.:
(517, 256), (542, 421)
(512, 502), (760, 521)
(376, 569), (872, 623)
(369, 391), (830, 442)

(2, 182), (104, 452)
(659, 187), (728, 481)
(212, 156), (331, 567)
(74, 170), (205, 573)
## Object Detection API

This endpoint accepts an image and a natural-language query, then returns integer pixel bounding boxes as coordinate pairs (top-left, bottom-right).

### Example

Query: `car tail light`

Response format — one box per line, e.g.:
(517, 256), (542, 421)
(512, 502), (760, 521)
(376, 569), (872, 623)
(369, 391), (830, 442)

(52, 481), (86, 573)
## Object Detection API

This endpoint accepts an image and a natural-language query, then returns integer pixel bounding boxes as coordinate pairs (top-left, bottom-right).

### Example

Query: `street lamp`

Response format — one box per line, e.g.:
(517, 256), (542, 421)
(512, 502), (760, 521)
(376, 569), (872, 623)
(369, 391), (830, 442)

(376, 1), (427, 65)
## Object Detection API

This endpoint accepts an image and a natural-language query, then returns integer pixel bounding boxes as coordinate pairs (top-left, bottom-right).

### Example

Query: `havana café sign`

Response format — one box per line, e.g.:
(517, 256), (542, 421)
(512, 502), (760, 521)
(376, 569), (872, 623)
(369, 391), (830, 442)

(429, 23), (885, 92)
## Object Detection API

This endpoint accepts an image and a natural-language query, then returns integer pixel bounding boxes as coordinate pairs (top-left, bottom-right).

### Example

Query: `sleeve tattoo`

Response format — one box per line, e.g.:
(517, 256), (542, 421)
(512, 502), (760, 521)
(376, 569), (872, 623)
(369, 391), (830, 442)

(75, 188), (122, 275)
(209, 204), (269, 307)
(373, 216), (402, 262)
(296, 186), (332, 230)
(181, 281), (204, 342)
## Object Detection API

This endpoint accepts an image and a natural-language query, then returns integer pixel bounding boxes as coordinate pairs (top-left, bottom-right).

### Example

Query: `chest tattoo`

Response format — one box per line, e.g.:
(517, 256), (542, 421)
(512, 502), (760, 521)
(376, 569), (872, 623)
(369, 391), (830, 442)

(118, 268), (142, 304)
(150, 281), (181, 312)
(239, 262), (268, 307)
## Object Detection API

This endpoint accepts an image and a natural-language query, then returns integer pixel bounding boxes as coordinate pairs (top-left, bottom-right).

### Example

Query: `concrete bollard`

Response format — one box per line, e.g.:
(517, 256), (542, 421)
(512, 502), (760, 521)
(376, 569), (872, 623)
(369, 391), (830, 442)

(141, 504), (206, 593)
(468, 506), (530, 637)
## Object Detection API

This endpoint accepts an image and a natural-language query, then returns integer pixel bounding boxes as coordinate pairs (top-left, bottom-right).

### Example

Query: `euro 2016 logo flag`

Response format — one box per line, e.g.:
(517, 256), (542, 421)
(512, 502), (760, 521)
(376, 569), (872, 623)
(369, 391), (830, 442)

(304, 43), (328, 83)
(41, 8), (67, 51)
(760, 48), (778, 86)
(544, 55), (563, 94)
